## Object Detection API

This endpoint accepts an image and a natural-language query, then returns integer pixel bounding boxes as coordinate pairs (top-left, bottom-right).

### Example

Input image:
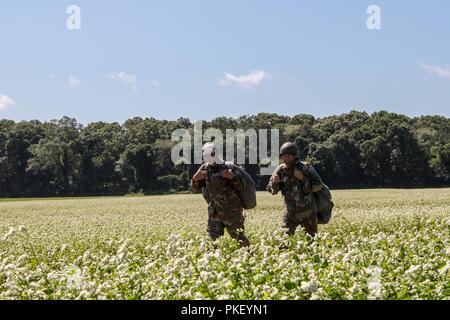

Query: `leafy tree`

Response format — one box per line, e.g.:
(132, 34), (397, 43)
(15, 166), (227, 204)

(0, 111), (448, 197)
(116, 144), (156, 193)
(79, 122), (125, 194)
(27, 118), (82, 195)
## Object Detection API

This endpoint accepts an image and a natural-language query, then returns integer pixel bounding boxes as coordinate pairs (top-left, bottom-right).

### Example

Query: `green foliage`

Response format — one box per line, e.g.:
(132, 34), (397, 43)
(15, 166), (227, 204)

(0, 111), (449, 197)
(158, 175), (184, 191)
(116, 144), (156, 192)
(26, 118), (82, 196)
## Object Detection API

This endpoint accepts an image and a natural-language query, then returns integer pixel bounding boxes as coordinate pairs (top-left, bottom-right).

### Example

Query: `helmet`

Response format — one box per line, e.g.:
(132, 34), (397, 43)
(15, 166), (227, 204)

(280, 142), (299, 156)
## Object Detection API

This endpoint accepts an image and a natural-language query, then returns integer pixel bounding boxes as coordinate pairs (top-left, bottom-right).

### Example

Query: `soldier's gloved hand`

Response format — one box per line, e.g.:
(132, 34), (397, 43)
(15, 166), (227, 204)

(220, 169), (235, 180)
(293, 169), (304, 181)
(193, 170), (208, 182)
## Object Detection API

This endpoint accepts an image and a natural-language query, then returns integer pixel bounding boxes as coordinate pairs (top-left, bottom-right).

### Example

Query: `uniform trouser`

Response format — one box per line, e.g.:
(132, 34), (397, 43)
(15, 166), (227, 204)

(283, 211), (318, 237)
(207, 211), (250, 247)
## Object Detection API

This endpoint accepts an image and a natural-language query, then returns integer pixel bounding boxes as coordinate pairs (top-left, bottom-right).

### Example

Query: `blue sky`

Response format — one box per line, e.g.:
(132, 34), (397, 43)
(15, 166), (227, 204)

(1, 0), (449, 124)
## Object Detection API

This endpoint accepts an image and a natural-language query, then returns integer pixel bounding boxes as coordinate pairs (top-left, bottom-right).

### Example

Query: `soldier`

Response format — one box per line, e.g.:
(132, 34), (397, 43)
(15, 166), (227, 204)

(267, 142), (324, 237)
(190, 142), (250, 247)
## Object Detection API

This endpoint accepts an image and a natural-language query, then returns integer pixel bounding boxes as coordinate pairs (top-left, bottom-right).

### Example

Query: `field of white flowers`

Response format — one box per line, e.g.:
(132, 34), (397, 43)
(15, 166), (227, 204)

(0, 189), (449, 300)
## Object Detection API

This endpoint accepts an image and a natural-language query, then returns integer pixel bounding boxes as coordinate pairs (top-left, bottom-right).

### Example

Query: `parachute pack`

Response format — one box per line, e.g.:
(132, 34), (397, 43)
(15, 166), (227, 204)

(297, 161), (334, 224)
(224, 162), (257, 210)
(314, 184), (334, 224)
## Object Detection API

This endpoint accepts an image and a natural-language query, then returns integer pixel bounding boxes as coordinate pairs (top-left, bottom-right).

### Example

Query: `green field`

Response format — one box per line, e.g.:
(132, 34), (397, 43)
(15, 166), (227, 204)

(0, 189), (449, 300)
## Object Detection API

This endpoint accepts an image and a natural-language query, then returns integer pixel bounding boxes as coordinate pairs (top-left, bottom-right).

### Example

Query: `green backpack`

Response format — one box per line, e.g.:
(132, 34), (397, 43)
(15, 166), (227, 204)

(314, 184), (334, 224)
(224, 162), (257, 210)
(297, 161), (334, 224)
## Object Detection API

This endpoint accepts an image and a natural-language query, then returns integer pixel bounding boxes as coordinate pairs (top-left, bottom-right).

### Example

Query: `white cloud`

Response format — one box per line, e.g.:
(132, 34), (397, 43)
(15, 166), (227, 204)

(68, 77), (82, 88)
(49, 74), (82, 88)
(109, 72), (138, 92)
(218, 70), (271, 88)
(151, 80), (160, 87)
(418, 63), (450, 80)
(0, 94), (16, 110)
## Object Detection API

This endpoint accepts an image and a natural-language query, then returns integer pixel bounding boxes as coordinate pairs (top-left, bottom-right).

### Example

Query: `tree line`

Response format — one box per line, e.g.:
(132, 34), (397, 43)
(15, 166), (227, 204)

(1, 111), (449, 197)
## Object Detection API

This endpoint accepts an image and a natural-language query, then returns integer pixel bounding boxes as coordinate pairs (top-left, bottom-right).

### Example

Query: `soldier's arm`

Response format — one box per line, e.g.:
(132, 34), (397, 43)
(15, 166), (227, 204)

(190, 165), (207, 193)
(190, 179), (205, 193)
(267, 168), (282, 195)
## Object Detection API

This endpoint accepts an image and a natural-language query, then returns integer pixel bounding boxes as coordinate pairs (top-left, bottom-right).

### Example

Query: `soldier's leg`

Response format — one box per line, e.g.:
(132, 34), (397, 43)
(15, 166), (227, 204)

(283, 212), (298, 236)
(225, 213), (250, 248)
(299, 215), (318, 237)
(207, 215), (226, 240)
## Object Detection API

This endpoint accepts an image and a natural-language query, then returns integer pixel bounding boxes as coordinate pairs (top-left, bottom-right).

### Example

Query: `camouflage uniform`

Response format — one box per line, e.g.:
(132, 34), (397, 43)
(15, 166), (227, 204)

(190, 162), (250, 247)
(267, 161), (324, 237)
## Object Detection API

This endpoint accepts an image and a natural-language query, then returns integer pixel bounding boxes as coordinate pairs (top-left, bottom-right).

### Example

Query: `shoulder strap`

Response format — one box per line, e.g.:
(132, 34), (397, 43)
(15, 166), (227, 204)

(224, 161), (237, 170)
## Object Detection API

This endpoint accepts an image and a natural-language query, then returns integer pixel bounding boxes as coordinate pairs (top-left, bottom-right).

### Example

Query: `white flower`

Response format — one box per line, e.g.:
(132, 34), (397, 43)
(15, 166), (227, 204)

(310, 293), (320, 300)
(4, 227), (16, 240)
(117, 252), (127, 263)
(66, 265), (83, 289)
(82, 252), (90, 263)
(214, 249), (222, 259)
(223, 279), (233, 289)
(405, 265), (420, 276)
(118, 242), (128, 255)
(367, 280), (382, 300)
(366, 266), (383, 299)
(300, 280), (317, 293)
(199, 271), (212, 281)
(439, 262), (450, 277)
(366, 266), (382, 277)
